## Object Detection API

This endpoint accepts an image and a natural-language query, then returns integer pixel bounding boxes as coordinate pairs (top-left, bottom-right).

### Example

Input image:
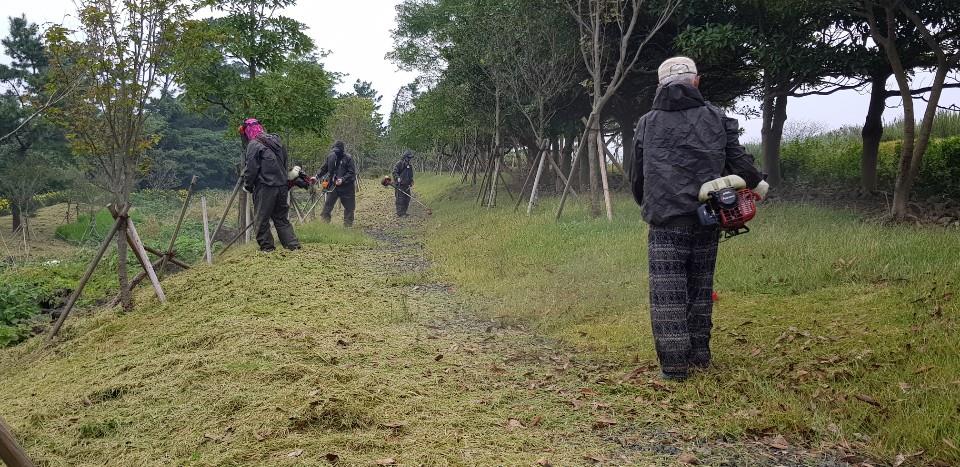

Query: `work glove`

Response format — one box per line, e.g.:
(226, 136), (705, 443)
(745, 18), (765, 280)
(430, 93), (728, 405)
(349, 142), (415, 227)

(242, 185), (252, 194)
(753, 180), (770, 200)
(396, 177), (402, 185)
(308, 176), (318, 185)
(335, 178), (344, 186)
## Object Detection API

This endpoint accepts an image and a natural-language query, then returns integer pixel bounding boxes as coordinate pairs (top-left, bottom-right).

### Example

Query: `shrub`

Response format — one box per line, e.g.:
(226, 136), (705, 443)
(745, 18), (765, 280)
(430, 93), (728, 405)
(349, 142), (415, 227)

(0, 281), (42, 347)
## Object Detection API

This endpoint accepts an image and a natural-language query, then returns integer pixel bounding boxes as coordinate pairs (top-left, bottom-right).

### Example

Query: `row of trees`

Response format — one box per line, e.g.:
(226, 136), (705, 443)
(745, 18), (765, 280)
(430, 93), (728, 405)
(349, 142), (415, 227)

(0, 0), (386, 309)
(387, 0), (960, 219)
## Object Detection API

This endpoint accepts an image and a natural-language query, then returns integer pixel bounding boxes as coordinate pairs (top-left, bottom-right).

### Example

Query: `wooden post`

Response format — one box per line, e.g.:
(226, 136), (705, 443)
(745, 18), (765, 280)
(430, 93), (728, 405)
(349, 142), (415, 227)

(556, 124), (592, 221)
(142, 245), (191, 270)
(527, 146), (549, 215)
(304, 194), (323, 220)
(159, 175), (198, 274)
(201, 196), (212, 265)
(48, 204), (129, 340)
(211, 177), (242, 246)
(488, 156), (501, 208)
(598, 129), (613, 221)
(0, 417), (35, 467)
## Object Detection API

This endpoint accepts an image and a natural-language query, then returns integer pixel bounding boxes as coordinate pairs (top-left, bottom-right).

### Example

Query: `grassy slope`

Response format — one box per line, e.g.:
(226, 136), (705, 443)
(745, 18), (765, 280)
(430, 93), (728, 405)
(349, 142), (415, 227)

(415, 175), (960, 464)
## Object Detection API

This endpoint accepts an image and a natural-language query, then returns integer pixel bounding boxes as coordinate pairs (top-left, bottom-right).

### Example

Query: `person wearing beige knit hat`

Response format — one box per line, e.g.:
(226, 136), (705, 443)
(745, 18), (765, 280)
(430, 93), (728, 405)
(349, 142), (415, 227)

(657, 56), (699, 86)
(630, 55), (770, 381)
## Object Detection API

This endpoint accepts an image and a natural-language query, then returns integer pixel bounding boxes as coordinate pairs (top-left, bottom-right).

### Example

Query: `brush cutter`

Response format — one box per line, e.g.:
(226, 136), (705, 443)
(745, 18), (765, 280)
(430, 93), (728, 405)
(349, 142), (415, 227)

(381, 176), (433, 215)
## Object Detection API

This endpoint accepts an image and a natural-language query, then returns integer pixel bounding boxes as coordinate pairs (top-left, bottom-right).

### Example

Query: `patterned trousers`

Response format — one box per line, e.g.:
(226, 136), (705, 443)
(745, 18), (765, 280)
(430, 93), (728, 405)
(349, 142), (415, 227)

(648, 224), (720, 378)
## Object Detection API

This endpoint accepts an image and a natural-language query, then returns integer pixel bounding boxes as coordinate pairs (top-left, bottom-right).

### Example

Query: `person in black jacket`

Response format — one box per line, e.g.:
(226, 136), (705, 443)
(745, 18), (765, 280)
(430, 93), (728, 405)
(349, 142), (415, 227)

(392, 150), (415, 217)
(317, 140), (358, 227)
(631, 57), (769, 381)
(241, 118), (301, 252)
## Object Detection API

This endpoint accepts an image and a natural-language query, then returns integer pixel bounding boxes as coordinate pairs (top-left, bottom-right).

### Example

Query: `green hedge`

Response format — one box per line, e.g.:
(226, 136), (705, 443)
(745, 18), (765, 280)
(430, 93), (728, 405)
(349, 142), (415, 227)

(781, 135), (960, 197)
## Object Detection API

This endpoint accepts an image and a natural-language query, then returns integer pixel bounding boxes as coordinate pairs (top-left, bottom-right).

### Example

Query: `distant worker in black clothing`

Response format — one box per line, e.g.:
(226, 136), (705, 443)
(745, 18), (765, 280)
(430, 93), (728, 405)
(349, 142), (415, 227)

(317, 140), (358, 227)
(392, 150), (415, 217)
(240, 118), (301, 252)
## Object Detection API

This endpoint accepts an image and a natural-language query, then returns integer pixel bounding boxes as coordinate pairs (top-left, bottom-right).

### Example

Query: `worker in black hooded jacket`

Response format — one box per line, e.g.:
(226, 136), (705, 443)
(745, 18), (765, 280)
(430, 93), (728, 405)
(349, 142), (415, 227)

(241, 118), (301, 252)
(317, 140), (358, 227)
(392, 150), (415, 217)
(631, 57), (769, 381)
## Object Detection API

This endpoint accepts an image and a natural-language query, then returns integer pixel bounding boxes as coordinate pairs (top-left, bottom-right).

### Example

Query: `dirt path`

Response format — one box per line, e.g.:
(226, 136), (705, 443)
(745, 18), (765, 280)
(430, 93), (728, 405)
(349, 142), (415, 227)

(0, 187), (845, 466)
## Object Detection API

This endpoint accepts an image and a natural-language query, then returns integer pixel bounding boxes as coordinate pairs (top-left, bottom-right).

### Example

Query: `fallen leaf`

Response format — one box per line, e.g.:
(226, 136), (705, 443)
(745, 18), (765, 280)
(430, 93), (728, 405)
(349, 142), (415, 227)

(570, 399), (583, 410)
(324, 453), (340, 464)
(255, 430), (269, 442)
(893, 454), (907, 466)
(945, 438), (959, 451)
(579, 387), (598, 396)
(584, 454), (606, 463)
(855, 394), (882, 408)
(766, 434), (790, 450)
(375, 458), (397, 465)
(536, 458), (553, 466)
(529, 416), (543, 427)
(287, 449), (304, 458)
(592, 417), (617, 429)
(751, 347), (762, 357)
(897, 382), (912, 392)
(507, 418), (524, 430)
(336, 338), (350, 347)
(913, 365), (934, 375)
(434, 354), (443, 361)
(677, 452), (700, 464)
(827, 423), (840, 435)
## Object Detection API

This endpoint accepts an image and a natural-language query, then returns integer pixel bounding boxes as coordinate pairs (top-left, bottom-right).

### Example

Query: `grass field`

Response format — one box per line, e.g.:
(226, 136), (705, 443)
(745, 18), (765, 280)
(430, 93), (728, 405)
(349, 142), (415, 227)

(415, 175), (960, 464)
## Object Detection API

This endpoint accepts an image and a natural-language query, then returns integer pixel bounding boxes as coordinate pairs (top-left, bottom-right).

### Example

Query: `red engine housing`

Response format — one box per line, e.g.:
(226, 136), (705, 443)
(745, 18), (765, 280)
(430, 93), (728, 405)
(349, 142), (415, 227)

(717, 189), (758, 230)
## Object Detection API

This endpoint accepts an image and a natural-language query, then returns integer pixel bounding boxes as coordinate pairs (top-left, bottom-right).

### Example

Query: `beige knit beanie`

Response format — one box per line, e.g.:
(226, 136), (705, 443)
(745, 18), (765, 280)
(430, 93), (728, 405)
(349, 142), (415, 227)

(658, 56), (698, 85)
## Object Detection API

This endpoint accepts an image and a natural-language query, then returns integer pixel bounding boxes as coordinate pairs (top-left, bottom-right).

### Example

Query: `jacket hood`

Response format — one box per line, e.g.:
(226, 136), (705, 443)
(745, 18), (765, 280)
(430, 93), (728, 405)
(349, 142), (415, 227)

(652, 83), (706, 111)
(256, 134), (284, 154)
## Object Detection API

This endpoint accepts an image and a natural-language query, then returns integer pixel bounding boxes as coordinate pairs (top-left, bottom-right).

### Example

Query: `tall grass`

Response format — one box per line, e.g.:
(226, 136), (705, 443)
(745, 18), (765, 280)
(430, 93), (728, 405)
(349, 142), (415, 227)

(417, 175), (960, 464)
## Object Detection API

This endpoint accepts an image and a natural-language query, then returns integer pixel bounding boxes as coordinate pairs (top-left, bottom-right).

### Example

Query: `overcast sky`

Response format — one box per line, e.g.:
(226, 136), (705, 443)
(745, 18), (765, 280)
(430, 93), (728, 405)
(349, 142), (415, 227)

(1, 1), (957, 142)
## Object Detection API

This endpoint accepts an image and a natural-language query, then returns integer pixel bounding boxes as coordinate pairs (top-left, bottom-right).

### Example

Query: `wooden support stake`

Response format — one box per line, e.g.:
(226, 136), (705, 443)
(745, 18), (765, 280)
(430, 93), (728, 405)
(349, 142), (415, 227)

(142, 245), (191, 270)
(159, 175), (198, 274)
(513, 157), (540, 213)
(219, 221), (255, 257)
(107, 257), (163, 308)
(598, 130), (613, 221)
(304, 194), (323, 220)
(496, 167), (515, 202)
(556, 124), (592, 221)
(122, 216), (166, 303)
(527, 147), (549, 215)
(0, 417), (35, 467)
(211, 177), (242, 246)
(289, 191), (305, 224)
(48, 204), (128, 339)
(201, 196), (212, 265)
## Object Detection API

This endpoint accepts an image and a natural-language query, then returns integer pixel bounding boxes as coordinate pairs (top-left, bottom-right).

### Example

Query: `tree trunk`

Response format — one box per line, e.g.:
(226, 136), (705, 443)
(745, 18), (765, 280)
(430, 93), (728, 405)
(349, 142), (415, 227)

(761, 89), (787, 186)
(11, 202), (21, 233)
(860, 73), (889, 195)
(619, 116), (635, 178)
(117, 219), (131, 311)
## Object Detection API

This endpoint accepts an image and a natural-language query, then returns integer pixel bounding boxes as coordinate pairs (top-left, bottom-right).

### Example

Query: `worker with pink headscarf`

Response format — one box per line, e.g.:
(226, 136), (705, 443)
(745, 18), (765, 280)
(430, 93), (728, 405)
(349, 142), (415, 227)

(240, 118), (301, 252)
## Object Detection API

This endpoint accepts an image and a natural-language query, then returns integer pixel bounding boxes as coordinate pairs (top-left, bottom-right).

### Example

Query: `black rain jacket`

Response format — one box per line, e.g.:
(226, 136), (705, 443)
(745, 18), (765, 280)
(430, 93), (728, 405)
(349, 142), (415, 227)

(392, 157), (414, 186)
(631, 83), (763, 226)
(317, 150), (357, 193)
(243, 134), (290, 192)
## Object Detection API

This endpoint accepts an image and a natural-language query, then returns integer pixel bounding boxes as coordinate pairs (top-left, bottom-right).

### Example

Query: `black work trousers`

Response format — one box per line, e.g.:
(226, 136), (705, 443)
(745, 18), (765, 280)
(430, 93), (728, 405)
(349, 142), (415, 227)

(253, 185), (300, 251)
(320, 189), (356, 227)
(395, 185), (412, 216)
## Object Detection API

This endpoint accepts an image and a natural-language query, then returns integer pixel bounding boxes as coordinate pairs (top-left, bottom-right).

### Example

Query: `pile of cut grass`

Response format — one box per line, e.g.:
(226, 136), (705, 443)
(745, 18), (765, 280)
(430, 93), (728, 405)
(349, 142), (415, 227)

(416, 175), (960, 464)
